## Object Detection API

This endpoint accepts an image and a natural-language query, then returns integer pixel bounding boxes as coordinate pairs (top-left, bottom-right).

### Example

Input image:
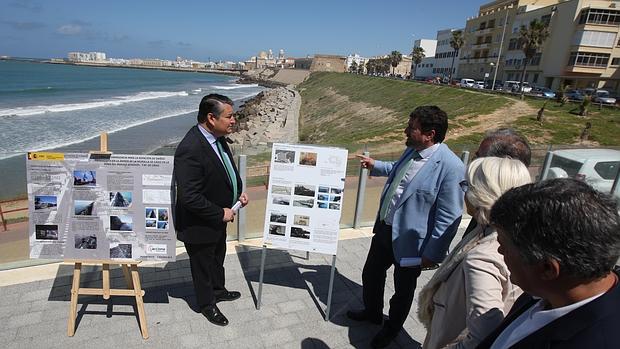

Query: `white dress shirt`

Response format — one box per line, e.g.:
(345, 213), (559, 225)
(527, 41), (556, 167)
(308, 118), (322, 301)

(197, 124), (225, 165)
(384, 143), (440, 225)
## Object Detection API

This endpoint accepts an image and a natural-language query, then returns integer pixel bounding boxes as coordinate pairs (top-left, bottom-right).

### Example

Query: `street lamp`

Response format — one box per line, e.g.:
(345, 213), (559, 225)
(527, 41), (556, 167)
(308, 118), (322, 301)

(486, 62), (495, 89)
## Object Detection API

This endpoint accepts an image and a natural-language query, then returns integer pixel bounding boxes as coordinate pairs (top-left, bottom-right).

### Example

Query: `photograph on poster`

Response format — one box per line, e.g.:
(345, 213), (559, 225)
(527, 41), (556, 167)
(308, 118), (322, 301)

(110, 243), (132, 259)
(34, 195), (57, 210)
(330, 195), (341, 202)
(110, 215), (133, 231)
(146, 208), (156, 219)
(329, 203), (341, 210)
(318, 194), (329, 201)
(272, 196), (290, 206)
(73, 170), (96, 186)
(270, 213), (287, 224)
(294, 184), (315, 197)
(74, 234), (97, 249)
(330, 188), (343, 195)
(110, 191), (132, 207)
(35, 224), (59, 240)
(274, 149), (295, 164)
(158, 209), (169, 221)
(271, 185), (292, 195)
(293, 198), (314, 208)
(293, 215), (310, 226)
(298, 152), (317, 166)
(318, 186), (329, 193)
(157, 221), (169, 229)
(146, 219), (157, 228)
(269, 224), (285, 236)
(317, 201), (328, 209)
(74, 200), (95, 215)
(291, 227), (310, 239)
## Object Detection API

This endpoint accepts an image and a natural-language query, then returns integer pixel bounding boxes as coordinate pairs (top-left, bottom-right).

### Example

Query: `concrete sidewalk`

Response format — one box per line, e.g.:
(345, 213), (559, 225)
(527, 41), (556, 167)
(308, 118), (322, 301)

(0, 221), (470, 349)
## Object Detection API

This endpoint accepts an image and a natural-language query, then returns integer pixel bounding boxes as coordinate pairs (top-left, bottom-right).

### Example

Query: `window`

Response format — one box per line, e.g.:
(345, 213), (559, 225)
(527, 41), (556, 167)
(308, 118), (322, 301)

(541, 14), (551, 26)
(476, 36), (483, 45)
(485, 36), (493, 44)
(594, 162), (620, 180)
(533, 73), (539, 83)
(550, 157), (583, 178)
(574, 30), (616, 48)
(530, 53), (542, 66)
(480, 21), (487, 30)
(488, 19), (496, 28)
(578, 8), (620, 25)
(611, 57), (620, 65)
(508, 38), (520, 50)
(568, 52), (610, 67)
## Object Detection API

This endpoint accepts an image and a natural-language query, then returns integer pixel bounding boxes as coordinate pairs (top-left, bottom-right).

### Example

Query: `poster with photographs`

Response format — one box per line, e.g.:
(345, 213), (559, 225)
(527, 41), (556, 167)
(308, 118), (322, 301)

(263, 143), (348, 255)
(26, 152), (176, 261)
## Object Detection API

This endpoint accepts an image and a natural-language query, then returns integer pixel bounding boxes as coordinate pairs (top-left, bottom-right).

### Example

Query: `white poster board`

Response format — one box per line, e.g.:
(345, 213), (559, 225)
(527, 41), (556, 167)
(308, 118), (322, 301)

(26, 152), (176, 261)
(263, 143), (348, 255)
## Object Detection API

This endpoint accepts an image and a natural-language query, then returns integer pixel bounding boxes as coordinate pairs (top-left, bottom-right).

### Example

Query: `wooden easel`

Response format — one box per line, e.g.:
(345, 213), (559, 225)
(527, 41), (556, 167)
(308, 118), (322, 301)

(66, 133), (149, 339)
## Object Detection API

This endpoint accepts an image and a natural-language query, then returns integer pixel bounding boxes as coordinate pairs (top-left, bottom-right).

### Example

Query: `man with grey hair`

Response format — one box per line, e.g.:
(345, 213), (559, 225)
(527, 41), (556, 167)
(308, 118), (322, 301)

(463, 128), (531, 237)
(477, 178), (620, 349)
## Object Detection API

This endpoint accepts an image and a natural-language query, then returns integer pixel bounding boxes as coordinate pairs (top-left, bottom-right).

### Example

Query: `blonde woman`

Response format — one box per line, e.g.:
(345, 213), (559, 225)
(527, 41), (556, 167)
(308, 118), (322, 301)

(418, 157), (531, 349)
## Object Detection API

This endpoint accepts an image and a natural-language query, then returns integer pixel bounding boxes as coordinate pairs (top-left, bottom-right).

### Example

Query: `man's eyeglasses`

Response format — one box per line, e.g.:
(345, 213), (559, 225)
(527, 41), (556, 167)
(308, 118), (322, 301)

(459, 180), (469, 193)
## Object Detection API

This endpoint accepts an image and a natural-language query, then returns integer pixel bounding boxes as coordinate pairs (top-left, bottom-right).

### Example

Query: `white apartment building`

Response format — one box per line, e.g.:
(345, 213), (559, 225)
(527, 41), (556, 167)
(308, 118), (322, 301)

(412, 39), (437, 79)
(432, 28), (464, 80)
(345, 53), (367, 71)
(67, 51), (107, 63)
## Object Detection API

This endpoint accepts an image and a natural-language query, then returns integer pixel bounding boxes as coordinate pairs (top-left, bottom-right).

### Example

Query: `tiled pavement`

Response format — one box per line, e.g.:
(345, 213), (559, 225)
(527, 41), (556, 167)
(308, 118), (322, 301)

(0, 222), (469, 349)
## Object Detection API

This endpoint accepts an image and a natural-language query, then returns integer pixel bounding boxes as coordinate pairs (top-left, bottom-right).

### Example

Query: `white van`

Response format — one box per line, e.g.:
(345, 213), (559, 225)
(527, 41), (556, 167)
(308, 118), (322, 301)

(459, 78), (475, 88)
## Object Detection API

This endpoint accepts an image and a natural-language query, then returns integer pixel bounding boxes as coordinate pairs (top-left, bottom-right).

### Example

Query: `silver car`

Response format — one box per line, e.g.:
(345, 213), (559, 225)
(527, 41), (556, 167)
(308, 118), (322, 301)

(592, 90), (617, 105)
(546, 148), (620, 202)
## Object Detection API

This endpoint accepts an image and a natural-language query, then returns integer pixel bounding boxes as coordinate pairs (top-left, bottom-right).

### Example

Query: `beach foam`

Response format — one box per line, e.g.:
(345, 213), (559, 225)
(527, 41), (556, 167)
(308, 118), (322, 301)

(0, 91), (189, 117)
(211, 84), (259, 90)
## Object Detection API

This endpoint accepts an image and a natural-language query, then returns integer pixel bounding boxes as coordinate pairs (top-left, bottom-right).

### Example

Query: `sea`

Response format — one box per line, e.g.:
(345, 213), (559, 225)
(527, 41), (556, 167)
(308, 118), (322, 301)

(0, 60), (265, 199)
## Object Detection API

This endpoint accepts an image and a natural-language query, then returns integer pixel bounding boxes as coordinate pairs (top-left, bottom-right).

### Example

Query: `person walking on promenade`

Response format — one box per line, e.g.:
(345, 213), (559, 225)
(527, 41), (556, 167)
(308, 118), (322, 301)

(347, 105), (465, 348)
(174, 94), (249, 326)
(418, 157), (531, 349)
(477, 178), (620, 349)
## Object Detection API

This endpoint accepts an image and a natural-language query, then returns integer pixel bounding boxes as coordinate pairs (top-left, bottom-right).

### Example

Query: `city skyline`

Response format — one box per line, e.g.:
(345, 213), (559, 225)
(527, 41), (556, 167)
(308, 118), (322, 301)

(1, 0), (488, 61)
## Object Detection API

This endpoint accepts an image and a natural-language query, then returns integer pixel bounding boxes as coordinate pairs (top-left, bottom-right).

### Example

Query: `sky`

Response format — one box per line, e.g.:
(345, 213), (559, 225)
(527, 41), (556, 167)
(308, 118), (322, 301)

(0, 0), (489, 62)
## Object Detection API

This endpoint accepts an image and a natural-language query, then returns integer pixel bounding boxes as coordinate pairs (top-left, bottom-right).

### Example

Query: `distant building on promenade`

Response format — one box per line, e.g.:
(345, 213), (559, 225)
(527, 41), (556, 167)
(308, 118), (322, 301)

(346, 53), (368, 72)
(294, 57), (313, 70)
(412, 39), (438, 79)
(68, 51), (107, 63)
(458, 0), (620, 92)
(310, 54), (346, 72)
(432, 28), (464, 80)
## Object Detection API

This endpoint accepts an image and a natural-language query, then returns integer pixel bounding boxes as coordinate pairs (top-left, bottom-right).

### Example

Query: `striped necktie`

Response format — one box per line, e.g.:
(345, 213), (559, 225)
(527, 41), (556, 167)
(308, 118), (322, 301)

(379, 149), (422, 221)
(216, 138), (238, 205)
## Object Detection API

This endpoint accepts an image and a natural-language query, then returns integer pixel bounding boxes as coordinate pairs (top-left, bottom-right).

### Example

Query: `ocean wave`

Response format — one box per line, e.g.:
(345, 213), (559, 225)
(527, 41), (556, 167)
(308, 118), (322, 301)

(0, 108), (197, 161)
(211, 84), (259, 90)
(0, 91), (189, 117)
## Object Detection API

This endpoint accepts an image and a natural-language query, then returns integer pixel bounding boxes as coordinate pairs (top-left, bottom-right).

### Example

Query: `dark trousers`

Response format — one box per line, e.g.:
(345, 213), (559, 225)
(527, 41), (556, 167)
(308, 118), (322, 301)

(184, 232), (227, 310)
(362, 221), (422, 333)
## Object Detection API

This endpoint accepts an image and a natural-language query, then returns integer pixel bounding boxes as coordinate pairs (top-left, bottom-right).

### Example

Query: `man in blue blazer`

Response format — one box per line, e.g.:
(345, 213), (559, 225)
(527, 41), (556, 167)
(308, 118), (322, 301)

(476, 178), (620, 349)
(348, 106), (465, 348)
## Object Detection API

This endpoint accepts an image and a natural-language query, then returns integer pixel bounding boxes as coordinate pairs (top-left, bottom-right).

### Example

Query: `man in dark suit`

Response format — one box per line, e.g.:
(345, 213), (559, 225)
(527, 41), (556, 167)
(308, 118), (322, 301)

(348, 106), (465, 348)
(174, 94), (249, 326)
(477, 178), (620, 349)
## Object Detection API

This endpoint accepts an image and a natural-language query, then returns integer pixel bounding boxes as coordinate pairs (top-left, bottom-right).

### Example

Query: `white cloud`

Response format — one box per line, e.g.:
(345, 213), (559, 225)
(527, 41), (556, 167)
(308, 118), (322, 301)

(57, 24), (82, 35)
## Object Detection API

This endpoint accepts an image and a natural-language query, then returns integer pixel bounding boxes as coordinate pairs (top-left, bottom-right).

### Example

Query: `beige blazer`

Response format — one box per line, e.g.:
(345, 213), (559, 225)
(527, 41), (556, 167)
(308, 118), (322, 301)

(421, 226), (522, 349)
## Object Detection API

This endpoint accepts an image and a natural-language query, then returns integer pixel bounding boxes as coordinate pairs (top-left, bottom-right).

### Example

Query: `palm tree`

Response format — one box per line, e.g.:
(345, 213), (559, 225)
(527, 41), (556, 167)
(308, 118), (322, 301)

(349, 61), (358, 73)
(518, 19), (550, 99)
(449, 30), (464, 83)
(410, 47), (425, 80)
(389, 50), (402, 76)
(365, 60), (376, 75)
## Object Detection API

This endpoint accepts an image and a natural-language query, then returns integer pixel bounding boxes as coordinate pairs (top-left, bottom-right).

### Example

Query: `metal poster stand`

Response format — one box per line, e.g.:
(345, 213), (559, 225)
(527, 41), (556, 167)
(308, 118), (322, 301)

(65, 133), (148, 339)
(256, 245), (337, 321)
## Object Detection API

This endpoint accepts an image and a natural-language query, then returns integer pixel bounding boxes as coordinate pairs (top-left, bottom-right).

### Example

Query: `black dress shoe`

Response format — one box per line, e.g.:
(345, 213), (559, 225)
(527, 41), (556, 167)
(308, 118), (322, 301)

(215, 290), (241, 303)
(370, 326), (399, 348)
(346, 309), (383, 325)
(201, 305), (229, 326)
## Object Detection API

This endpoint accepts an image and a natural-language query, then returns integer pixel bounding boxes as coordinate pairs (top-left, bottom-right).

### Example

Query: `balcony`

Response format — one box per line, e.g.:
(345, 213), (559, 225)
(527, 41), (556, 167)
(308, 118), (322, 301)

(565, 65), (607, 74)
(472, 43), (491, 49)
(476, 28), (493, 35)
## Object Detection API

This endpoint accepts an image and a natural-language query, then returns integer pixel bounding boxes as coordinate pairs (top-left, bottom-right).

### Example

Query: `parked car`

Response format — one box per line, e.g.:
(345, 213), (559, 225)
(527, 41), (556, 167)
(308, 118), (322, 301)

(564, 89), (584, 101)
(547, 148), (620, 203)
(580, 87), (596, 97)
(592, 90), (617, 105)
(531, 87), (556, 99)
(474, 81), (485, 89)
(504, 81), (532, 93)
(459, 78), (475, 88)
